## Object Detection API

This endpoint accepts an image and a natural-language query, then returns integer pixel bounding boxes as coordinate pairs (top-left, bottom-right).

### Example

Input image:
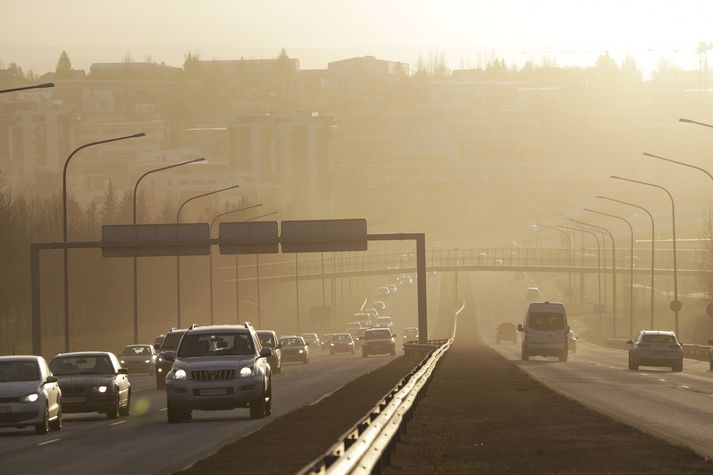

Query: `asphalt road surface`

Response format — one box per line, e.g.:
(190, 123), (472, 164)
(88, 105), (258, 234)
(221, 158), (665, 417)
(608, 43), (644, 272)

(0, 274), (439, 475)
(474, 271), (713, 460)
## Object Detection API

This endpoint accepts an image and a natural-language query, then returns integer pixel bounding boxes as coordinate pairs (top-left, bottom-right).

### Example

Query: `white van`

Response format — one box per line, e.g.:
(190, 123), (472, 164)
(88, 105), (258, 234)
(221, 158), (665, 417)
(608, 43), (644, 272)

(518, 302), (569, 362)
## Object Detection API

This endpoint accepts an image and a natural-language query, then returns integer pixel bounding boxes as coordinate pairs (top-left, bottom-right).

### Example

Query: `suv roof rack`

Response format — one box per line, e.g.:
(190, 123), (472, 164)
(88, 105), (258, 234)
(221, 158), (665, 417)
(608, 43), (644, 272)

(188, 323), (199, 329)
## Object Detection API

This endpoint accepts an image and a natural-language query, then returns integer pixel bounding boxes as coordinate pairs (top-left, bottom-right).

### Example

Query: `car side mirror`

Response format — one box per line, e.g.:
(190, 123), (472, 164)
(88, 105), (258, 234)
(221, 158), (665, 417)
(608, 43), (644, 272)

(44, 376), (58, 385)
(117, 368), (128, 375)
(626, 340), (633, 345)
(163, 352), (176, 362)
(260, 347), (273, 358)
(517, 324), (523, 332)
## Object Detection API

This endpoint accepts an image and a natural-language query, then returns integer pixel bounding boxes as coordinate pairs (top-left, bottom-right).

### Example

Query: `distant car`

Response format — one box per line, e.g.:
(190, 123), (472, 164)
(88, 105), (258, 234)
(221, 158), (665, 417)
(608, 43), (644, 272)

(568, 330), (578, 353)
(155, 328), (187, 389)
(0, 356), (62, 434)
(526, 287), (542, 302)
(386, 284), (398, 295)
(257, 330), (282, 374)
(628, 330), (683, 372)
(321, 333), (335, 351)
(371, 301), (387, 311)
(119, 344), (156, 374)
(403, 327), (419, 343)
(330, 333), (355, 355)
(153, 334), (165, 350)
(353, 313), (371, 326)
(280, 336), (309, 364)
(49, 352), (130, 419)
(398, 274), (413, 285)
(377, 286), (391, 298)
(302, 333), (321, 350)
(496, 323), (517, 344)
(374, 316), (393, 329)
(363, 308), (379, 320)
(362, 328), (396, 357)
(164, 323), (273, 422)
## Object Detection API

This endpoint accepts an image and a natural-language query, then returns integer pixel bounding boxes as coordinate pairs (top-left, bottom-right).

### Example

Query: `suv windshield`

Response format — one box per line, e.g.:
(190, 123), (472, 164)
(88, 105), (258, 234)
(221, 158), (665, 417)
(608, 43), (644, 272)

(333, 334), (351, 341)
(641, 334), (677, 344)
(257, 333), (275, 348)
(0, 361), (40, 382)
(365, 329), (392, 340)
(281, 338), (304, 347)
(178, 332), (255, 357)
(122, 346), (151, 356)
(161, 331), (185, 351)
(528, 312), (565, 331)
(51, 355), (114, 375)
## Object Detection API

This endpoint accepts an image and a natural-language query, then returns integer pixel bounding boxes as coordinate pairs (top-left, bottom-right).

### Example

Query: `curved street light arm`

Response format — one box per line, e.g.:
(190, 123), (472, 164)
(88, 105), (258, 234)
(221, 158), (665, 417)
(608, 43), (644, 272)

(176, 184), (240, 223)
(210, 203), (264, 229)
(643, 152), (713, 183)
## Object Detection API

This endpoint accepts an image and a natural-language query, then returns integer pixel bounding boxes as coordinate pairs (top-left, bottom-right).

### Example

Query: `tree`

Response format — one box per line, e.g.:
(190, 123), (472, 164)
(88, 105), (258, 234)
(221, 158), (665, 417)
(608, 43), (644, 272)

(101, 182), (118, 224)
(55, 51), (72, 78)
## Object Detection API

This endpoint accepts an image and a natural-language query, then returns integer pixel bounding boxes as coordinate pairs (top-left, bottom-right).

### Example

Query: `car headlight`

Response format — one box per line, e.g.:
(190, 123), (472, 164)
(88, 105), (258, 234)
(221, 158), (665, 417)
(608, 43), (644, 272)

(298, 349), (304, 354)
(172, 369), (187, 380)
(144, 359), (150, 364)
(158, 357), (164, 363)
(120, 360), (126, 364)
(157, 367), (163, 373)
(92, 385), (109, 393)
(330, 343), (335, 346)
(20, 393), (39, 403)
(239, 366), (255, 378)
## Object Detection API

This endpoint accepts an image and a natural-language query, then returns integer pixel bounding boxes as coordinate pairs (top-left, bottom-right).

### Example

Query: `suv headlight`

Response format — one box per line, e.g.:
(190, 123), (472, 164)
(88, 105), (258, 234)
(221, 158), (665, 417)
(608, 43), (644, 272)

(20, 393), (39, 403)
(92, 385), (109, 393)
(239, 366), (255, 378)
(172, 369), (187, 380)
(120, 360), (126, 364)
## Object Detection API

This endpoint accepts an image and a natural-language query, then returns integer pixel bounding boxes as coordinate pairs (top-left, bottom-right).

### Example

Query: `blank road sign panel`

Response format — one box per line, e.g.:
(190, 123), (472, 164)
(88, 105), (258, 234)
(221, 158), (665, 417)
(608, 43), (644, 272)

(219, 221), (279, 254)
(280, 219), (367, 253)
(101, 223), (210, 257)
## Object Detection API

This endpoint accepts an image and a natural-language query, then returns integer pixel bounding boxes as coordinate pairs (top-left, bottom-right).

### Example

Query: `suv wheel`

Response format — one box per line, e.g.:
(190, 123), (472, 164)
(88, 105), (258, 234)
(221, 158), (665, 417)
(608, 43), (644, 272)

(250, 384), (268, 420)
(167, 401), (187, 423)
(156, 374), (166, 390)
(558, 350), (568, 362)
(521, 345), (529, 361)
(672, 360), (683, 372)
(629, 356), (638, 371)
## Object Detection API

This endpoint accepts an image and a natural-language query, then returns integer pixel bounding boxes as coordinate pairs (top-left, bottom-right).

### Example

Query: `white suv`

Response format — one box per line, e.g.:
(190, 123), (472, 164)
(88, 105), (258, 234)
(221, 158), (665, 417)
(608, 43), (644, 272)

(518, 302), (569, 362)
(164, 324), (273, 423)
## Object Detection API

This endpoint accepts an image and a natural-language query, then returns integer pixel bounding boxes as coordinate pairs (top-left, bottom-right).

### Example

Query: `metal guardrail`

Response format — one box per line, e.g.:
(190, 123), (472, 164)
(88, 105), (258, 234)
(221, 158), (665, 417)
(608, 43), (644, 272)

(298, 339), (451, 475)
(606, 338), (712, 363)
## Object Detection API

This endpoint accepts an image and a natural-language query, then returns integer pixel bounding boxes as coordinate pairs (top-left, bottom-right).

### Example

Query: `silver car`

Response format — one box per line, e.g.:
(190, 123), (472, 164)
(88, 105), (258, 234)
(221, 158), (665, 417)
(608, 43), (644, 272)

(0, 356), (62, 434)
(120, 344), (156, 375)
(628, 330), (683, 372)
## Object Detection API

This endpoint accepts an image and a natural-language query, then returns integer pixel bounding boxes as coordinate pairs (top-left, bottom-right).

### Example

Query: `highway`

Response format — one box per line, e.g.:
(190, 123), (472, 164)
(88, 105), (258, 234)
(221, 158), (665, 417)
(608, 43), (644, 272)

(0, 274), (439, 475)
(473, 272), (713, 460)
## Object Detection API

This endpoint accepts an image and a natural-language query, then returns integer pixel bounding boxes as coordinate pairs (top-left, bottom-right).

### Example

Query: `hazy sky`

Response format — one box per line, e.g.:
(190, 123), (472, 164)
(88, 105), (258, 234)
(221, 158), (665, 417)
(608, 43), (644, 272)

(2, 0), (712, 75)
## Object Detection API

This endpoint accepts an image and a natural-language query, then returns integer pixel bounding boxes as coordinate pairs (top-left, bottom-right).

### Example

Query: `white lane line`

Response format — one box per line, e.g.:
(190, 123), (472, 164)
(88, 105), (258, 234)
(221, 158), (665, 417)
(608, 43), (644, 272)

(309, 383), (347, 406)
(38, 438), (61, 447)
(110, 420), (127, 426)
(160, 407), (167, 412)
(681, 385), (690, 389)
(658, 378), (666, 382)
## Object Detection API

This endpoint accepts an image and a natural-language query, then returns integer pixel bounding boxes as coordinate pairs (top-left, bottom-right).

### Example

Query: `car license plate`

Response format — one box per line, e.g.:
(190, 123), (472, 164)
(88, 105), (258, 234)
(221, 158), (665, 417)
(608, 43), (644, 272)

(63, 397), (86, 403)
(199, 388), (228, 396)
(0, 405), (10, 413)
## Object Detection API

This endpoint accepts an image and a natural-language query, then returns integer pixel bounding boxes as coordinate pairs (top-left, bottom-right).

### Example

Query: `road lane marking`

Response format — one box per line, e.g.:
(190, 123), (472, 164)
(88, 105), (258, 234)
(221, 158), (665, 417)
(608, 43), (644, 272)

(658, 378), (666, 382)
(309, 383), (347, 406)
(160, 407), (167, 412)
(38, 438), (61, 447)
(681, 385), (690, 389)
(110, 420), (126, 426)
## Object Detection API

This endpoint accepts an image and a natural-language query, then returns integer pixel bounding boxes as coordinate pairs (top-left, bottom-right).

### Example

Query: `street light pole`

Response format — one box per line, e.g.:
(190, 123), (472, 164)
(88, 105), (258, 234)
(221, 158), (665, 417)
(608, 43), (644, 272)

(176, 184), (240, 327)
(643, 152), (713, 182)
(0, 82), (54, 94)
(62, 132), (146, 352)
(597, 196), (656, 329)
(208, 204), (263, 324)
(585, 208), (635, 339)
(679, 117), (713, 130)
(568, 218), (617, 337)
(611, 175), (680, 335)
(131, 157), (206, 344)
(561, 225), (602, 336)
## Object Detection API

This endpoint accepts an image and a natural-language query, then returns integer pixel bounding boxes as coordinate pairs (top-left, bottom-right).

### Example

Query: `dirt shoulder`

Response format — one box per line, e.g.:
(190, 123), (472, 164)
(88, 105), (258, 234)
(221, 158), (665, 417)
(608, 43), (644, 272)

(180, 355), (418, 475)
(384, 303), (713, 474)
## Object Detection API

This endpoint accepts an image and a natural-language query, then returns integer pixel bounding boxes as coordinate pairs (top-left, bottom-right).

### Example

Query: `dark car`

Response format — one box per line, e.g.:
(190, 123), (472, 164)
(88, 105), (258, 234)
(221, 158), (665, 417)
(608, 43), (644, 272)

(329, 333), (355, 355)
(280, 336), (309, 364)
(362, 328), (396, 357)
(155, 328), (187, 389)
(256, 330), (282, 374)
(119, 344), (156, 375)
(49, 352), (130, 419)
(496, 323), (518, 344)
(321, 333), (335, 351)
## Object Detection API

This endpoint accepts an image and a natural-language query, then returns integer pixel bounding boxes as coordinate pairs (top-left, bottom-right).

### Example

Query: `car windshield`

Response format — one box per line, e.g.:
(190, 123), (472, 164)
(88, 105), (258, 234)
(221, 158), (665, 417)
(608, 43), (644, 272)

(405, 328), (418, 335)
(333, 334), (351, 341)
(376, 317), (392, 324)
(302, 334), (317, 341)
(281, 338), (304, 347)
(0, 361), (40, 382)
(257, 333), (275, 348)
(528, 312), (565, 331)
(178, 332), (255, 357)
(122, 346), (151, 356)
(641, 334), (676, 344)
(161, 331), (185, 351)
(365, 330), (392, 340)
(50, 355), (115, 375)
